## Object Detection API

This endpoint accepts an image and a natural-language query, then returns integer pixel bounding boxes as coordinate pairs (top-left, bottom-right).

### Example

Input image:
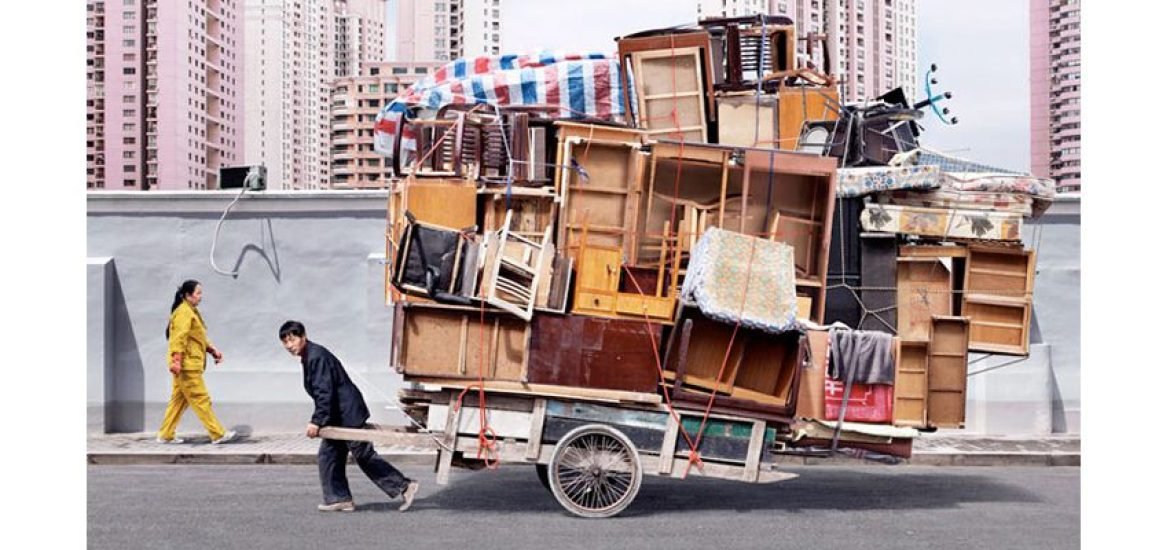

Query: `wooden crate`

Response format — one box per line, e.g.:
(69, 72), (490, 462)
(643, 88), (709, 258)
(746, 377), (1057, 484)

(894, 339), (930, 428)
(664, 307), (803, 415)
(896, 257), (953, 341)
(927, 316), (970, 428)
(963, 295), (1030, 355)
(393, 303), (530, 382)
(965, 245), (1035, 301)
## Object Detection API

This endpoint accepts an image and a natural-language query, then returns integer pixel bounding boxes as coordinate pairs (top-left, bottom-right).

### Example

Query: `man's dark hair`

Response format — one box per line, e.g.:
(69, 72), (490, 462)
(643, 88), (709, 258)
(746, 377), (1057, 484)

(279, 320), (306, 340)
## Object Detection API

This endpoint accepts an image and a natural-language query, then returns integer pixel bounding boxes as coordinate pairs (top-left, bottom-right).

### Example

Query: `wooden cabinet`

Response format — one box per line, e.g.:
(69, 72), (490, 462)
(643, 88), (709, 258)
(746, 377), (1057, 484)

(618, 32), (715, 141)
(896, 257), (953, 341)
(893, 339), (930, 428)
(963, 245), (1035, 355)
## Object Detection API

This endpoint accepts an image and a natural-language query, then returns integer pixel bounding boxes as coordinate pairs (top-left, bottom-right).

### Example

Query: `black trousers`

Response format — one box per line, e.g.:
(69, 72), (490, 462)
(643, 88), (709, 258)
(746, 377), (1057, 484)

(318, 438), (411, 505)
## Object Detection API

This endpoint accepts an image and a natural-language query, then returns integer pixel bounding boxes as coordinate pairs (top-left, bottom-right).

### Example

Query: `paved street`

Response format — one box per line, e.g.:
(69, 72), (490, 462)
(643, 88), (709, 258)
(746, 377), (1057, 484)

(89, 464), (1079, 549)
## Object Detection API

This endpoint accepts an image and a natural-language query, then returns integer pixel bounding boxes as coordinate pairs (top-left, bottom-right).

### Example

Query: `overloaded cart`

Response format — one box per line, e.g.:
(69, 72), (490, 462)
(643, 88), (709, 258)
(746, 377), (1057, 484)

(326, 16), (1056, 518)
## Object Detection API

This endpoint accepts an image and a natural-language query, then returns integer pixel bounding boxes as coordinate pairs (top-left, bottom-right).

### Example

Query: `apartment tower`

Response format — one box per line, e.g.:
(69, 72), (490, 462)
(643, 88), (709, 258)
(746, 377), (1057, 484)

(87, 0), (245, 190)
(330, 62), (437, 188)
(1029, 0), (1080, 192)
(396, 0), (502, 63)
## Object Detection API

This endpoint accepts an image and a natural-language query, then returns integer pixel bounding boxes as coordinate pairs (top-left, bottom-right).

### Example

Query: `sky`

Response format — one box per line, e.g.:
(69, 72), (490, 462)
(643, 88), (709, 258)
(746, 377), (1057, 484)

(387, 0), (1032, 173)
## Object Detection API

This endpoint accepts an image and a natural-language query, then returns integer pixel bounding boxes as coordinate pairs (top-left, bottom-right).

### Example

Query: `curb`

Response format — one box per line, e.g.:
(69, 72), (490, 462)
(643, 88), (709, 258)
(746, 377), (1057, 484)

(89, 451), (1078, 467)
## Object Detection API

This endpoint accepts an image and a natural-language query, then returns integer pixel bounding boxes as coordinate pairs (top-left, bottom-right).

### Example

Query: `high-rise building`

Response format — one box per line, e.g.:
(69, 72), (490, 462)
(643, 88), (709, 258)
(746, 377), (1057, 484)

(329, 62), (438, 188)
(333, 0), (387, 77)
(697, 0), (918, 103)
(1029, 0), (1080, 192)
(396, 0), (501, 63)
(87, 0), (245, 190)
(697, 0), (768, 18)
(244, 0), (386, 190)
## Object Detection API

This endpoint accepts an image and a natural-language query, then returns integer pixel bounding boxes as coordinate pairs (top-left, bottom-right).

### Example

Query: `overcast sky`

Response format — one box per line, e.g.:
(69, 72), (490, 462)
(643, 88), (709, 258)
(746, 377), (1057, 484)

(387, 0), (1032, 172)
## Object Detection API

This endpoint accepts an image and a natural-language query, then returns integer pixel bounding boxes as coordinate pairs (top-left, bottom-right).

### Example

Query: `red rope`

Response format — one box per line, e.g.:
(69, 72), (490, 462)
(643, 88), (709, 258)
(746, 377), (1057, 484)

(453, 233), (500, 469)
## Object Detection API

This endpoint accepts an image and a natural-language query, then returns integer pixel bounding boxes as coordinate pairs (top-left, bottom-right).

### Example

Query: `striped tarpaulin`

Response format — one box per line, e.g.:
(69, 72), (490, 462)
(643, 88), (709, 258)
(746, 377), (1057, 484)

(374, 51), (631, 171)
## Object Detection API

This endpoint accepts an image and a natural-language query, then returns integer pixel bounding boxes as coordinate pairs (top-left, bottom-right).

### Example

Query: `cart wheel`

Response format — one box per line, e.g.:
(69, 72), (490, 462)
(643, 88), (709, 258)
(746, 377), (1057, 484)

(535, 464), (551, 493)
(548, 424), (642, 518)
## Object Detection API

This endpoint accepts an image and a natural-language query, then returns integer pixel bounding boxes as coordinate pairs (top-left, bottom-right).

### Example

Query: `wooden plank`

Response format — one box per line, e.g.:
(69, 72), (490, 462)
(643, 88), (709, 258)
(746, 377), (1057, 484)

(897, 258), (953, 341)
(899, 244), (969, 258)
(436, 392), (459, 485)
(659, 415), (680, 475)
(742, 420), (767, 483)
(408, 377), (664, 405)
(526, 398), (547, 461)
(928, 316), (970, 428)
(397, 180), (477, 231)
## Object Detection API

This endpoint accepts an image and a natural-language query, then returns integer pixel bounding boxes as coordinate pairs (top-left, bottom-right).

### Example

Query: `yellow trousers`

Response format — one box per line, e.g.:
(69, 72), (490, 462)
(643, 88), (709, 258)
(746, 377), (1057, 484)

(157, 369), (226, 441)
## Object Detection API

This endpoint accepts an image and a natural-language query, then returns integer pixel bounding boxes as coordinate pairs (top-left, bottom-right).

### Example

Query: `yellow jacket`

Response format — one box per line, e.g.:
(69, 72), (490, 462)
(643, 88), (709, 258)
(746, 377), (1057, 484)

(167, 301), (213, 371)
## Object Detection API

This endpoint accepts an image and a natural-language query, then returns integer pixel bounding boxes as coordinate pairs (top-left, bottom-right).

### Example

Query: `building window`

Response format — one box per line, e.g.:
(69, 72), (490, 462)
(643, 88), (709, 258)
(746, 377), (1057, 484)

(123, 165), (136, 173)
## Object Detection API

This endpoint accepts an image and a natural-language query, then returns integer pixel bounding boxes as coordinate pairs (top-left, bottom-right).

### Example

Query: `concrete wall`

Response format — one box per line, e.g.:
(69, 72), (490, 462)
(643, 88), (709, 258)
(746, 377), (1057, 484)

(87, 190), (404, 434)
(87, 191), (1081, 436)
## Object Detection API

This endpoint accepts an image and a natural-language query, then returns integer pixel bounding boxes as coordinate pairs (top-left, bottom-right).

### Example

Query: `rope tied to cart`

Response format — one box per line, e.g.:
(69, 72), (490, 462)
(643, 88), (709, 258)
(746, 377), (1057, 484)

(452, 261), (503, 469)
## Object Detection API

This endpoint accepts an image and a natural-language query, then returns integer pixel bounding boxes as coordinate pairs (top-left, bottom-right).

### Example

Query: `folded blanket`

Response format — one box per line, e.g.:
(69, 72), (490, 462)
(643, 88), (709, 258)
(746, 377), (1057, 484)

(828, 327), (895, 385)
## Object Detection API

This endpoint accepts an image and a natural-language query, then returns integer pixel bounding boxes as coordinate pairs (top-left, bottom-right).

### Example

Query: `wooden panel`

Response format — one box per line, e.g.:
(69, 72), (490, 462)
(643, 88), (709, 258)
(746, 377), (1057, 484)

(928, 316), (970, 428)
(963, 296), (1030, 355)
(716, 94), (777, 147)
(576, 246), (621, 291)
(526, 313), (660, 394)
(399, 306), (528, 381)
(796, 330), (828, 420)
(965, 245), (1035, 300)
(398, 180), (477, 229)
(776, 85), (840, 151)
(897, 258), (953, 341)
(894, 339), (929, 428)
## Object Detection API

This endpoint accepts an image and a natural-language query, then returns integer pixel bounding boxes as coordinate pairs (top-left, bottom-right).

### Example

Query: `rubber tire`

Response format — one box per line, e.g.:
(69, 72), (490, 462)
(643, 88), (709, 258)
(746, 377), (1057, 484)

(547, 424), (642, 519)
(535, 464), (552, 493)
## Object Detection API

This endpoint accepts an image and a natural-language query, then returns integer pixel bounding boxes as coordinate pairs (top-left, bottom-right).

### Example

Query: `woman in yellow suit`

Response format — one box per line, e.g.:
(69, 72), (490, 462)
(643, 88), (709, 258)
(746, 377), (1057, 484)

(156, 280), (237, 444)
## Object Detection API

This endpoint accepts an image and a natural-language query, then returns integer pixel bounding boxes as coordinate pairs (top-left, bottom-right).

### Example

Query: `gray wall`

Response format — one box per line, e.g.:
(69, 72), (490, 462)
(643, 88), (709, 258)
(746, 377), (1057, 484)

(87, 190), (405, 434)
(87, 191), (1081, 436)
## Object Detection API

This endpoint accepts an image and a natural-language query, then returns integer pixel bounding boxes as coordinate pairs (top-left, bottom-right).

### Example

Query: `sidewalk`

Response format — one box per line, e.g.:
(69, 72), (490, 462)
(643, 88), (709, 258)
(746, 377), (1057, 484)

(87, 431), (1079, 467)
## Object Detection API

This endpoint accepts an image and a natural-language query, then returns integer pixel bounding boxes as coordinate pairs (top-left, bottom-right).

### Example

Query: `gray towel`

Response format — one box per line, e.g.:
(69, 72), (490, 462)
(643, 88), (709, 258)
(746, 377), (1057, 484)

(828, 328), (895, 385)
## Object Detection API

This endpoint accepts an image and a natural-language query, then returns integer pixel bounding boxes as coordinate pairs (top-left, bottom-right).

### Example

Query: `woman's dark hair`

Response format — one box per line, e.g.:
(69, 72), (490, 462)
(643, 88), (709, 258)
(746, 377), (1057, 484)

(279, 320), (306, 340)
(165, 280), (201, 339)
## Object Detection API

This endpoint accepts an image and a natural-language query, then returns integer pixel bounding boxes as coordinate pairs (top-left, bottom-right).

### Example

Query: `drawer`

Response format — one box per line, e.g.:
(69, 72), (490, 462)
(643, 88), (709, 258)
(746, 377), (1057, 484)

(615, 294), (675, 320)
(574, 290), (616, 314)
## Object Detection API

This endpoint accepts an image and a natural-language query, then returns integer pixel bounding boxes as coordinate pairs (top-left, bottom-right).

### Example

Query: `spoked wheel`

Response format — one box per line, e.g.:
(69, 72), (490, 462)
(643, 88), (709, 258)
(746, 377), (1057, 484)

(547, 424), (642, 518)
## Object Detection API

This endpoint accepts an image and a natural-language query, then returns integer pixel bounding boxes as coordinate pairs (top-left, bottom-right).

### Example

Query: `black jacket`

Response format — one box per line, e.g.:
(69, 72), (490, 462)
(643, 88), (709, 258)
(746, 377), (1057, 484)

(301, 341), (370, 428)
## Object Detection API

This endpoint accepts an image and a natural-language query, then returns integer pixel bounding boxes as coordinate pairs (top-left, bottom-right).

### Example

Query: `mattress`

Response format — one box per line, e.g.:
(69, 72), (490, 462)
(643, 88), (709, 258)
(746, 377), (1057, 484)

(836, 164), (941, 198)
(680, 228), (799, 334)
(859, 203), (1024, 241)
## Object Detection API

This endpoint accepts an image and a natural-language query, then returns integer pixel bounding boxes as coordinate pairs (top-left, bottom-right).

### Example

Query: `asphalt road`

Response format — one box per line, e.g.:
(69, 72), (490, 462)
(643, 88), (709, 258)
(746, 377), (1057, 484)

(89, 464), (1079, 550)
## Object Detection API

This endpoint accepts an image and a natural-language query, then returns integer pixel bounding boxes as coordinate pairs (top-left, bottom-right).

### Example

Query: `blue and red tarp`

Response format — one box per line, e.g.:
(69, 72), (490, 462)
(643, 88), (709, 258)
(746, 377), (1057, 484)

(374, 51), (631, 168)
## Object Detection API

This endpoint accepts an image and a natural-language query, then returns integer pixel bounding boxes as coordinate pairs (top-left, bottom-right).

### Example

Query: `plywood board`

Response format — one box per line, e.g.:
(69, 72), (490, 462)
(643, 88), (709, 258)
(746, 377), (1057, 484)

(893, 339), (929, 428)
(396, 180), (477, 230)
(526, 313), (660, 394)
(927, 316), (969, 428)
(398, 306), (528, 381)
(716, 94), (777, 148)
(897, 258), (952, 341)
(796, 329), (828, 420)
